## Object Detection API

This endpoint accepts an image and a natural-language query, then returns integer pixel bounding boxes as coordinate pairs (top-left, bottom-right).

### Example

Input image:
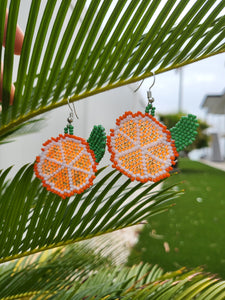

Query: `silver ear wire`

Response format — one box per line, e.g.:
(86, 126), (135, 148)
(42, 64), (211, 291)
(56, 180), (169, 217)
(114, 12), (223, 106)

(67, 98), (79, 122)
(133, 72), (156, 98)
(134, 79), (144, 92)
(147, 72), (155, 104)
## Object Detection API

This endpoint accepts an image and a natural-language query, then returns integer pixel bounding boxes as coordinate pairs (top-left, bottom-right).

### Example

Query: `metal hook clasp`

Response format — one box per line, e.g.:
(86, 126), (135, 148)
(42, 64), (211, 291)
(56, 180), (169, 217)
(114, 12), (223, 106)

(67, 98), (79, 123)
(147, 72), (155, 104)
(133, 72), (156, 99)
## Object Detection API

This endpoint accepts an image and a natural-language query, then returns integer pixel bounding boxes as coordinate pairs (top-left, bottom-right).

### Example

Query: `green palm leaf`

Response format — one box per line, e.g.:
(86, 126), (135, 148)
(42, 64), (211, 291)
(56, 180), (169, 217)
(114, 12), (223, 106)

(1, 2), (225, 297)
(75, 267), (223, 300)
(1, 243), (225, 300)
(0, 244), (112, 299)
(0, 0), (225, 136)
(0, 118), (44, 144)
(0, 164), (180, 263)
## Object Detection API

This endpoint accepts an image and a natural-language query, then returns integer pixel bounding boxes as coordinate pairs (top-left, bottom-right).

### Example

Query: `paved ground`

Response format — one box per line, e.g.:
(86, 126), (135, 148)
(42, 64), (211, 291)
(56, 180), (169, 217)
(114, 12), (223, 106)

(200, 159), (225, 172)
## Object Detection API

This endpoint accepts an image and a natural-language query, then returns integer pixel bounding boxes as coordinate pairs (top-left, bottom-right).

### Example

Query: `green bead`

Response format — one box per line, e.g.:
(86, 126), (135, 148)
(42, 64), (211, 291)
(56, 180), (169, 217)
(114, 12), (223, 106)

(87, 125), (106, 163)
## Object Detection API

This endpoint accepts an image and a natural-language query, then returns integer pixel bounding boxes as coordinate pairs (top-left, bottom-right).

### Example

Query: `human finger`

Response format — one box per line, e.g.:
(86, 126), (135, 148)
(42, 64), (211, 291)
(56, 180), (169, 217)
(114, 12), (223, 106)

(3, 10), (24, 55)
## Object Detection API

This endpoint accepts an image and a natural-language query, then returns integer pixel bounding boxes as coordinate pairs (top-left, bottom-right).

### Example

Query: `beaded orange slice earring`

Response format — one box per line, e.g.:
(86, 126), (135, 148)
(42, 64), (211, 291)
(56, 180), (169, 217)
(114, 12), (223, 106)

(34, 102), (106, 199)
(107, 74), (199, 183)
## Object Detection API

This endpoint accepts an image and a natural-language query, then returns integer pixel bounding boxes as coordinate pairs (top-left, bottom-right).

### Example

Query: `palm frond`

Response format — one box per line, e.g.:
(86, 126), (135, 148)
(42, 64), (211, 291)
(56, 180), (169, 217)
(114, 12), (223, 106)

(53, 267), (225, 300)
(0, 0), (225, 136)
(0, 118), (45, 144)
(0, 164), (180, 263)
(1, 2), (225, 297)
(0, 243), (112, 299)
(1, 236), (225, 300)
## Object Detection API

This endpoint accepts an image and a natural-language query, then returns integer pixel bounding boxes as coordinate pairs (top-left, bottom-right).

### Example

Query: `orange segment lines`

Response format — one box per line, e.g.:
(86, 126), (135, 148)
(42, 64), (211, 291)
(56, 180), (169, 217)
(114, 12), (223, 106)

(34, 134), (97, 198)
(107, 111), (178, 183)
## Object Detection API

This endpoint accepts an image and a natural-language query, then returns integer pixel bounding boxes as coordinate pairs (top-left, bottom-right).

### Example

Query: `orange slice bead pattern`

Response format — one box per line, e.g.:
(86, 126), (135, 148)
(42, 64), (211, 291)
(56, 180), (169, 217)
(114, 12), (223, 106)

(34, 134), (97, 198)
(107, 111), (178, 183)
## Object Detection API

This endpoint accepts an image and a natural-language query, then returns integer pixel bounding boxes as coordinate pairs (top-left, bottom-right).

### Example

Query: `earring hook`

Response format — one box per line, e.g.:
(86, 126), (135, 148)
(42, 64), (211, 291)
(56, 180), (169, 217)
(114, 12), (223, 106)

(67, 97), (79, 123)
(147, 72), (155, 104)
(148, 72), (155, 90)
(134, 79), (144, 92)
(133, 72), (155, 94)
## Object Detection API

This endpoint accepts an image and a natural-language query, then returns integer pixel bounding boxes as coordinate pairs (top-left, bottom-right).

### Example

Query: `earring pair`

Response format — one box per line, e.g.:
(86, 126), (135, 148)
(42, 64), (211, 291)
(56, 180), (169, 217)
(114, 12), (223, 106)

(34, 74), (199, 198)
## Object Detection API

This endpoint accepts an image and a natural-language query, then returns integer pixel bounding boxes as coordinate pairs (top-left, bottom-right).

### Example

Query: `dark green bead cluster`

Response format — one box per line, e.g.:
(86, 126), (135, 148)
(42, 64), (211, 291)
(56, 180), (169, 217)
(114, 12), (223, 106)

(87, 125), (106, 163)
(145, 104), (156, 116)
(64, 124), (74, 135)
(170, 114), (199, 152)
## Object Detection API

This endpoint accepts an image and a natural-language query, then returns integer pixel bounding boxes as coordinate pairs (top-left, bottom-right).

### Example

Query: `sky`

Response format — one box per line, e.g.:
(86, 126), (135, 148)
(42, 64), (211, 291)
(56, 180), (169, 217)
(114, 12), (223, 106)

(141, 53), (225, 119)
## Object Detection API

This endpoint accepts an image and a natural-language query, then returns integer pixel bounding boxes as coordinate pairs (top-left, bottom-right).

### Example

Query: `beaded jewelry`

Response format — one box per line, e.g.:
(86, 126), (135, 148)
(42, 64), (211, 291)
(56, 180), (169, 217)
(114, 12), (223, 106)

(107, 74), (199, 183)
(170, 114), (199, 152)
(34, 103), (106, 199)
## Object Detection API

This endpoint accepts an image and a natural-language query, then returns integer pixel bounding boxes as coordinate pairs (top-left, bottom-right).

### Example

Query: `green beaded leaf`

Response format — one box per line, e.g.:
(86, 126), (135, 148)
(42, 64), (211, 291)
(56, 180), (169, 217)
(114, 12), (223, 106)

(87, 125), (106, 163)
(170, 114), (199, 152)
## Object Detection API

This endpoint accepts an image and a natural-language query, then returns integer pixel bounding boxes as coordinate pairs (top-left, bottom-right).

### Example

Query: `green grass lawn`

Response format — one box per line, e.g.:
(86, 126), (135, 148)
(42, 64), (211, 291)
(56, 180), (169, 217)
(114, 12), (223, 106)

(128, 158), (225, 278)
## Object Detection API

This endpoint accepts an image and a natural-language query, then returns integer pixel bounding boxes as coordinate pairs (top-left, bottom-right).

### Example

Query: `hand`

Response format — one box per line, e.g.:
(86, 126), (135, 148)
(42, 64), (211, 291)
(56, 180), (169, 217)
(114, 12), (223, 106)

(0, 10), (24, 104)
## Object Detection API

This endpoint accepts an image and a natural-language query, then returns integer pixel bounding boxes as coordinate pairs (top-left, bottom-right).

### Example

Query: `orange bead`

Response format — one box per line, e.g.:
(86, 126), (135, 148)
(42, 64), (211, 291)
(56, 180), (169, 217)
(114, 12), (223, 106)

(107, 111), (178, 183)
(34, 134), (97, 199)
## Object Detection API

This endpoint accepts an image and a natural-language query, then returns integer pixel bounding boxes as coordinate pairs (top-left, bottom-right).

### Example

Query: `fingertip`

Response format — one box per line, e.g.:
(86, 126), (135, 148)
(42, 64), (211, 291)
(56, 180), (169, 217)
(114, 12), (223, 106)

(3, 10), (24, 55)
(14, 25), (24, 55)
